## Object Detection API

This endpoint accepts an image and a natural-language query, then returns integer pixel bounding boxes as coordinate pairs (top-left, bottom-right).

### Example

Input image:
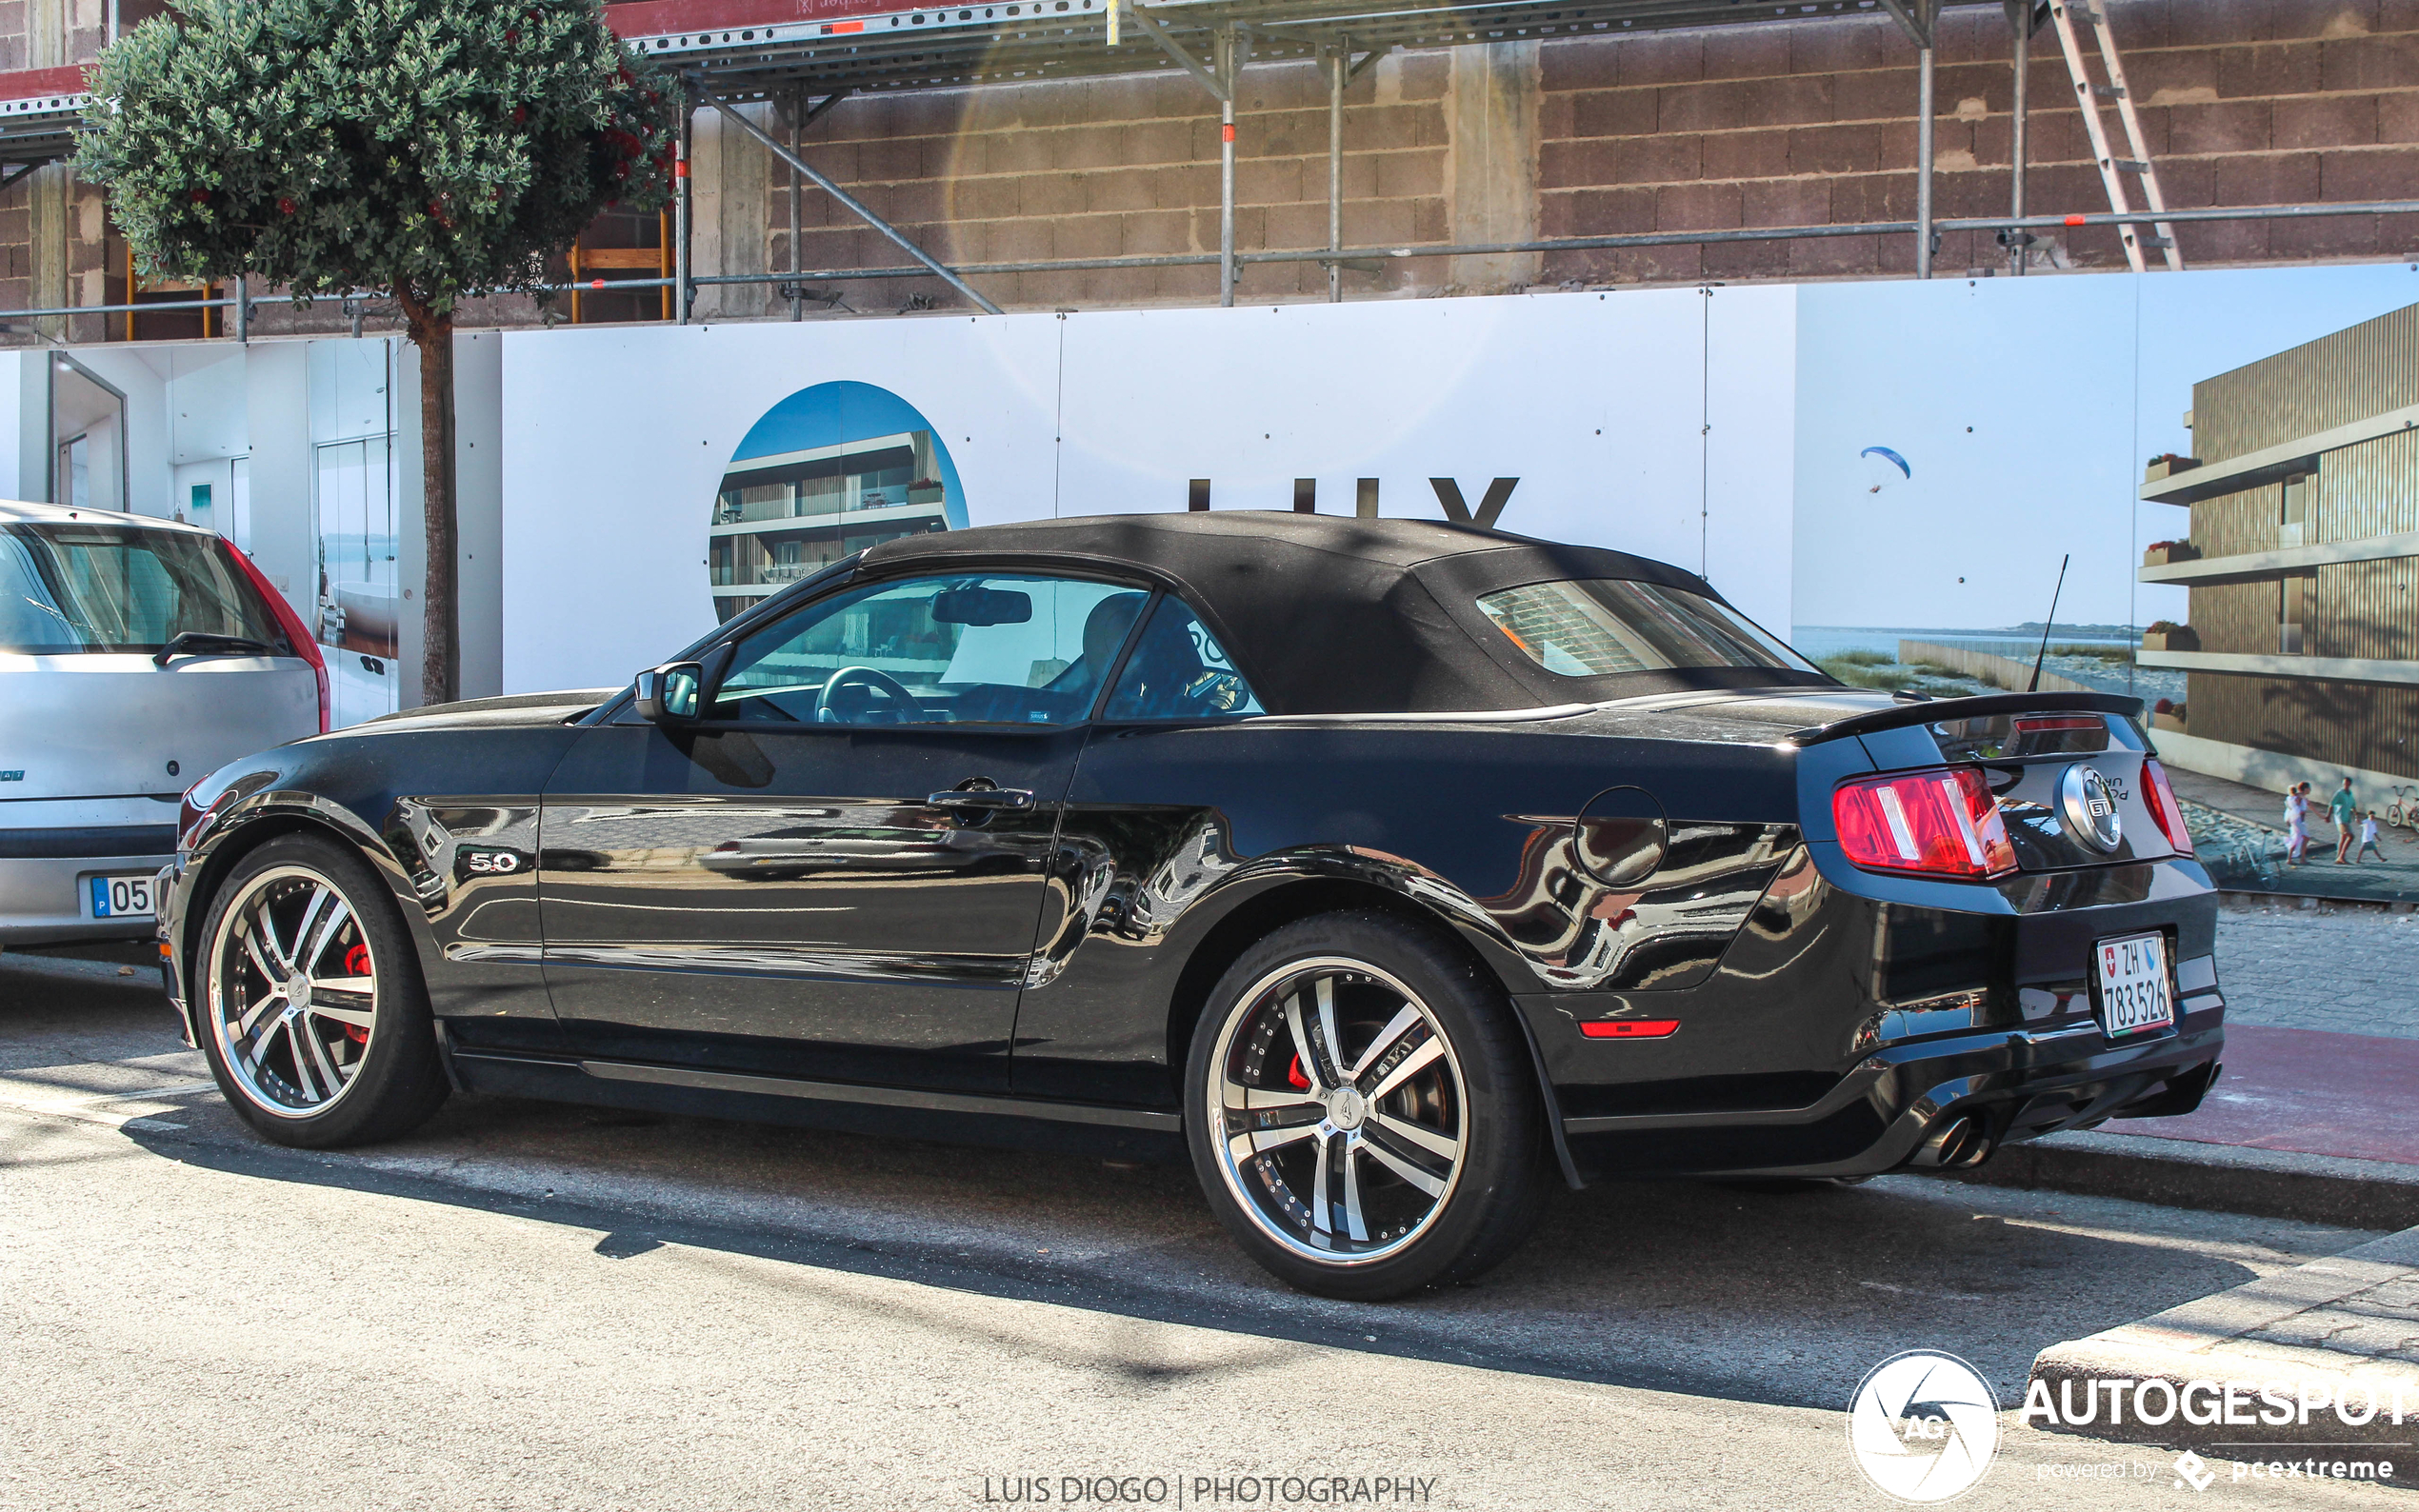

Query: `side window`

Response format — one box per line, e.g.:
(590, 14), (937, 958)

(708, 572), (1149, 726)
(1104, 598), (1264, 721)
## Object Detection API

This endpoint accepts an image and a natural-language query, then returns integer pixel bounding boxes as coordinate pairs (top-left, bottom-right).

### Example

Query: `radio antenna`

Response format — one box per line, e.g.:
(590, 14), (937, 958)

(2028, 553), (2069, 693)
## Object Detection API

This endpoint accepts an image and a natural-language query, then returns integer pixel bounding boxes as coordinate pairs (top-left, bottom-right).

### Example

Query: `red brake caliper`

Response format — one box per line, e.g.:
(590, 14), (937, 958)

(1286, 1053), (1309, 1091)
(340, 941), (371, 1043)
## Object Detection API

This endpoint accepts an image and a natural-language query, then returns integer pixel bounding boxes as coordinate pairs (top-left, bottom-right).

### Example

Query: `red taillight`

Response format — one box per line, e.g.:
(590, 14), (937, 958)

(1832, 766), (2018, 880)
(2139, 757), (2195, 857)
(214, 535), (330, 733)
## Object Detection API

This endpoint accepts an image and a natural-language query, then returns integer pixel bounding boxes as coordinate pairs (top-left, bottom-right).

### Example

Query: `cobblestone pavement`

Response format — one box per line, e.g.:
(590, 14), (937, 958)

(2217, 905), (2419, 1041)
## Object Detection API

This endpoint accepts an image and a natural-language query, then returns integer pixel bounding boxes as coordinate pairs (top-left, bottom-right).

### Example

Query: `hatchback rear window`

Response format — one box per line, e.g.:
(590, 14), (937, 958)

(0, 523), (290, 655)
(1475, 579), (1813, 678)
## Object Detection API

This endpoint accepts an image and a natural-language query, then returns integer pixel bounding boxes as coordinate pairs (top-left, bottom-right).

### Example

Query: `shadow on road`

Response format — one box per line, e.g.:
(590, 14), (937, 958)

(9, 944), (2363, 1415)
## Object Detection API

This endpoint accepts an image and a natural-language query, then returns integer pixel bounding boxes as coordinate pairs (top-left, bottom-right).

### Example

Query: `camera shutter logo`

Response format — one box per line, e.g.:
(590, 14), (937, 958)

(1846, 1350), (2001, 1502)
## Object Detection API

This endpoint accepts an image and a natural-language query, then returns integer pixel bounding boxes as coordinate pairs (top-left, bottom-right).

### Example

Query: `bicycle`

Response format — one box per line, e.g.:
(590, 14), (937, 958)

(2389, 786), (2418, 832)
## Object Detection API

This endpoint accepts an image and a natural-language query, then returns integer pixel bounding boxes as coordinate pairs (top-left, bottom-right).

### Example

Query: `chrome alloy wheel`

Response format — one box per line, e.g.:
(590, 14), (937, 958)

(1208, 957), (1469, 1265)
(205, 865), (379, 1118)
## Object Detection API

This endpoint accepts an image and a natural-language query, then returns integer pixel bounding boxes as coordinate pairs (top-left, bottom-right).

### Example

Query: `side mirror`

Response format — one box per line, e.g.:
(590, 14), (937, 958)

(633, 661), (703, 725)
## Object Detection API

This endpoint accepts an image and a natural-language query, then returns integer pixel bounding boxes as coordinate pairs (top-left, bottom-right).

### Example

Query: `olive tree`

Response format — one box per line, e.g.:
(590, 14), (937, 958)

(79, 0), (681, 705)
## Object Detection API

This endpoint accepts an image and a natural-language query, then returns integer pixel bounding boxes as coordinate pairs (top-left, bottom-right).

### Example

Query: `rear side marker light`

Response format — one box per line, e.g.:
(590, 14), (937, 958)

(2139, 757), (2195, 858)
(1832, 766), (2018, 881)
(1582, 1020), (1679, 1039)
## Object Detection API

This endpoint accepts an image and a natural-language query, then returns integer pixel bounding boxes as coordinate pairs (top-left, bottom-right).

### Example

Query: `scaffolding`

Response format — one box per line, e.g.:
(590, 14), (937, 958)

(0, 0), (2405, 338)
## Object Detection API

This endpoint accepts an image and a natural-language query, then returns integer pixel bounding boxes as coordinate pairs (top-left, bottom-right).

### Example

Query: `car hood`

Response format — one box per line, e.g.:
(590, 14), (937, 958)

(355, 688), (621, 733)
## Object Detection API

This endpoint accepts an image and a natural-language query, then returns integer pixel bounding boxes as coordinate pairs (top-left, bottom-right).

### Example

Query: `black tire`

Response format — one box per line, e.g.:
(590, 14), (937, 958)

(1185, 908), (1549, 1301)
(192, 831), (450, 1148)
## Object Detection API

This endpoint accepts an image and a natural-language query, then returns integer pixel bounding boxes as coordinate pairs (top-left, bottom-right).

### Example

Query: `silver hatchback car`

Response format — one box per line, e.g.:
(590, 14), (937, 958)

(1, 500), (324, 945)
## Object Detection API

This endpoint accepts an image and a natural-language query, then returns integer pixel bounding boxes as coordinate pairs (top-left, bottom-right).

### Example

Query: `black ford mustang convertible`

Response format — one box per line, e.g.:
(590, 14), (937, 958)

(160, 513), (2222, 1299)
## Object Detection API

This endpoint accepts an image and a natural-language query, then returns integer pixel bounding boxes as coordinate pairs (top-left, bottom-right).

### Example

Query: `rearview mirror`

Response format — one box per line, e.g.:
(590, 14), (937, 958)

(930, 587), (1032, 626)
(633, 661), (703, 725)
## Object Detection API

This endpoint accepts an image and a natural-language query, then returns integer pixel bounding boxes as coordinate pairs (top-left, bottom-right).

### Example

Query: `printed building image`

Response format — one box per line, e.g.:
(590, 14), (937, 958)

(709, 428), (951, 622)
(2138, 303), (2419, 788)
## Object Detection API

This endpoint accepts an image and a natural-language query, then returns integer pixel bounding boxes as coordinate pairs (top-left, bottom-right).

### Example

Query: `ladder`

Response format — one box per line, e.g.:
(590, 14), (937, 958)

(2046, 0), (2183, 271)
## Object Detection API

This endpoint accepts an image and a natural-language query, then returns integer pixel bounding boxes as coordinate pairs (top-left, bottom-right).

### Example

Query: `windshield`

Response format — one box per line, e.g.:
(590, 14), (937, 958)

(1475, 579), (1815, 678)
(0, 522), (290, 655)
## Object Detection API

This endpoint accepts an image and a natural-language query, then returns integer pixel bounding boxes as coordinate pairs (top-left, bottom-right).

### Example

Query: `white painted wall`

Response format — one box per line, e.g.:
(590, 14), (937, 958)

(455, 330), (506, 700)
(495, 289), (1798, 694)
(243, 342), (313, 623)
(498, 313), (1066, 693)
(0, 349), (44, 503)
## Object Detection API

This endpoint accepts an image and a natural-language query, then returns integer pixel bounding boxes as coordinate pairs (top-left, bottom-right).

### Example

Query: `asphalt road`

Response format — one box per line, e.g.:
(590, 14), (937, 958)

(4, 945), (2412, 1511)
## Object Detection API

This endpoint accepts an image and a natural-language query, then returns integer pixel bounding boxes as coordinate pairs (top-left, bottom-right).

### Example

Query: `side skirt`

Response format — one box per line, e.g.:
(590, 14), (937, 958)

(450, 1051), (1187, 1164)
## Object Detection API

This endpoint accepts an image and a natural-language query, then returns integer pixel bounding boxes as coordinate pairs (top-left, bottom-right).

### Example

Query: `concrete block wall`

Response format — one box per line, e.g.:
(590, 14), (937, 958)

(1536, 0), (2419, 284)
(726, 50), (1457, 313)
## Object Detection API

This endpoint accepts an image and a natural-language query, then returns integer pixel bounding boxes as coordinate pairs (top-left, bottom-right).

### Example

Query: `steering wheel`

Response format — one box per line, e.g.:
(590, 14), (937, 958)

(814, 665), (921, 725)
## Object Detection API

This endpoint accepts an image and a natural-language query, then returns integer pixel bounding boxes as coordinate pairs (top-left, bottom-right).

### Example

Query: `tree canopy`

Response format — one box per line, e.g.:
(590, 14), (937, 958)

(77, 0), (682, 319)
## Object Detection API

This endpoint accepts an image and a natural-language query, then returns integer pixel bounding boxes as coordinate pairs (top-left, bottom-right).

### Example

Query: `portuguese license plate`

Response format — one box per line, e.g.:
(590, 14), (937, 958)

(2093, 930), (2174, 1037)
(89, 872), (156, 919)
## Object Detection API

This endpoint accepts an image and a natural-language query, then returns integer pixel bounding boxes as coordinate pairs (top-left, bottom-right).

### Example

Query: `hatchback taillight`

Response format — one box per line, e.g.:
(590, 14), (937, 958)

(1832, 766), (2018, 881)
(2139, 757), (2194, 857)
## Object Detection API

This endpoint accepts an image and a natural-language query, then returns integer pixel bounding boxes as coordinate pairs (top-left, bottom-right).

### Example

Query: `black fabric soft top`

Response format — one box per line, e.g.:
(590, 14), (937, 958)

(857, 511), (1780, 716)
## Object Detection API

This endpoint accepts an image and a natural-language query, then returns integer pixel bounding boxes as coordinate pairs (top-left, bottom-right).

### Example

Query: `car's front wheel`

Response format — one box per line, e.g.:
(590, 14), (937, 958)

(194, 832), (450, 1148)
(1186, 910), (1548, 1301)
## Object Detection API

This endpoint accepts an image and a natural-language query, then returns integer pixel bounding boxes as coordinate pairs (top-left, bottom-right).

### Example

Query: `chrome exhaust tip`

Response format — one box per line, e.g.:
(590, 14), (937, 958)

(1916, 1114), (1992, 1170)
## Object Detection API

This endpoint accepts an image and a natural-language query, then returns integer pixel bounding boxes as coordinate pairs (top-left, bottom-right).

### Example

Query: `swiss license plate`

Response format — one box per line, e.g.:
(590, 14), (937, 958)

(2093, 930), (2174, 1037)
(89, 872), (156, 919)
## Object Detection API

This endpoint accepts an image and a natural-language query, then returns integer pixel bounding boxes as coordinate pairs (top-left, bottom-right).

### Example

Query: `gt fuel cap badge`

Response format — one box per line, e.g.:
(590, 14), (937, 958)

(2059, 764), (2123, 853)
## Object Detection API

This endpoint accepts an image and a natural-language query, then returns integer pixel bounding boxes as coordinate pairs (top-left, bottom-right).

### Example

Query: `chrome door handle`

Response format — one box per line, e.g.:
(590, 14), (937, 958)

(928, 787), (1035, 811)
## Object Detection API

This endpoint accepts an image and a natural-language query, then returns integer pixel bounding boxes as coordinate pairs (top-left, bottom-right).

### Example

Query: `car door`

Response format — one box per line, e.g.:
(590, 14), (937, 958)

(537, 569), (1151, 1092)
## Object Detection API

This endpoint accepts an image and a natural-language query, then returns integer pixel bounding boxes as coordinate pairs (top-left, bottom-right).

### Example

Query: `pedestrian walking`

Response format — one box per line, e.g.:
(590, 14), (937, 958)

(2287, 783), (2310, 865)
(2356, 809), (2387, 864)
(2331, 777), (2358, 863)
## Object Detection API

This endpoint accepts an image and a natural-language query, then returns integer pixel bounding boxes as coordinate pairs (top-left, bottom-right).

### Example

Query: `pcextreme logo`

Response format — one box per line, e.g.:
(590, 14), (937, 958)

(1847, 1351), (2002, 1502)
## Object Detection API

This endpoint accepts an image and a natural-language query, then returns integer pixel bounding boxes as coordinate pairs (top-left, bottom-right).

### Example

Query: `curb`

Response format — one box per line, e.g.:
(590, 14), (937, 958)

(2028, 1226), (2419, 1487)
(2219, 889), (2417, 913)
(1938, 1129), (2419, 1231)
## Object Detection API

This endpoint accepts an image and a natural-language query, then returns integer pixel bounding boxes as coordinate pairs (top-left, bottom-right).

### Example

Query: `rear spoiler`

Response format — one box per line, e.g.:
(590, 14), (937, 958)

(1786, 690), (2145, 747)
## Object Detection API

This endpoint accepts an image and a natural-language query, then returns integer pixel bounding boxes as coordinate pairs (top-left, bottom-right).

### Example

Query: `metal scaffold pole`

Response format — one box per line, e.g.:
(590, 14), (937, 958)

(789, 85), (804, 320)
(2008, 0), (2033, 274)
(1218, 25), (1237, 308)
(1328, 44), (1344, 304)
(1884, 0), (1942, 279)
(675, 95), (692, 325)
(1915, 34), (1935, 278)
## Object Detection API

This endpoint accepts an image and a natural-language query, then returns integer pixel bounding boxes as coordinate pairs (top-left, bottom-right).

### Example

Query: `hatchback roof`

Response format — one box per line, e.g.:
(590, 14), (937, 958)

(0, 498), (210, 533)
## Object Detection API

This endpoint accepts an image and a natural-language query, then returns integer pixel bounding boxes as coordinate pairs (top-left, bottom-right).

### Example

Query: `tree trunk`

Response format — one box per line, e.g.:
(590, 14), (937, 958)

(396, 288), (458, 708)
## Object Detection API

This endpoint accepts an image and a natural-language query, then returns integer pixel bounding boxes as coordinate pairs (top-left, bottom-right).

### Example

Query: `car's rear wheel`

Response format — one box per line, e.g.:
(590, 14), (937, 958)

(1186, 910), (1548, 1301)
(194, 832), (449, 1148)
